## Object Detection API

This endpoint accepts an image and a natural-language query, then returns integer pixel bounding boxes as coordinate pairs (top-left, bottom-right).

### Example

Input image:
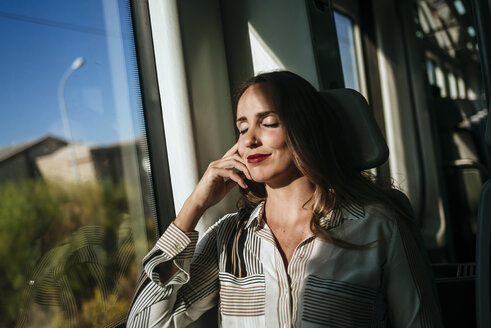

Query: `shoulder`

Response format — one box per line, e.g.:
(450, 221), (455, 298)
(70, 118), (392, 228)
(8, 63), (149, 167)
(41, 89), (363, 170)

(340, 202), (396, 228)
(364, 202), (398, 227)
(333, 202), (401, 244)
(362, 202), (424, 256)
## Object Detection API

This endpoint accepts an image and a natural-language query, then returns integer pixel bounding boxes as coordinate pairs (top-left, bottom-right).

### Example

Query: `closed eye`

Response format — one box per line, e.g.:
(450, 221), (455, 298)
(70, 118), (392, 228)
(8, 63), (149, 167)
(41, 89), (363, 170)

(263, 123), (279, 128)
(239, 128), (248, 135)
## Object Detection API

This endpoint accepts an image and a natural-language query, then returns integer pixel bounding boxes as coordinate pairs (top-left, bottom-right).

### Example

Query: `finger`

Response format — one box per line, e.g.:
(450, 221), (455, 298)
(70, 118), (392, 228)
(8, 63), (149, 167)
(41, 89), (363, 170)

(222, 142), (239, 158)
(213, 158), (252, 180)
(215, 168), (248, 189)
(231, 154), (252, 178)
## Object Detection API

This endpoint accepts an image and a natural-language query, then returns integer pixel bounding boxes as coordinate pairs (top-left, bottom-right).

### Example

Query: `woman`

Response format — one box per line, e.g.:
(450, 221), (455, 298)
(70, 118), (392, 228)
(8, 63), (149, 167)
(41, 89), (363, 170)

(127, 71), (443, 327)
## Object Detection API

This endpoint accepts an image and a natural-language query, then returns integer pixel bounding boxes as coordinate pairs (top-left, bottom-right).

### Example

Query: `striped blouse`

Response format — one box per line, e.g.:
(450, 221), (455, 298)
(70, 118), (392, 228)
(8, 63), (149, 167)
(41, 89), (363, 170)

(127, 202), (443, 327)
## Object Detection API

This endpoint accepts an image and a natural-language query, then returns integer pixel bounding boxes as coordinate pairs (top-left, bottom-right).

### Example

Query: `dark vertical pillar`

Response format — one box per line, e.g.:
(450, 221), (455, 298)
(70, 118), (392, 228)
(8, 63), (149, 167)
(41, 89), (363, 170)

(305, 0), (345, 90)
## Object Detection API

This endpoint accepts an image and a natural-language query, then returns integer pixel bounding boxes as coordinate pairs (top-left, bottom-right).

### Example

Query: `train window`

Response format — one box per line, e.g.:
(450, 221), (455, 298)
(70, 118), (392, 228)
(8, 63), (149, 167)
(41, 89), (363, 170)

(448, 71), (458, 99)
(468, 86), (478, 100)
(0, 1), (159, 327)
(435, 64), (447, 97)
(426, 59), (436, 85)
(333, 10), (361, 92)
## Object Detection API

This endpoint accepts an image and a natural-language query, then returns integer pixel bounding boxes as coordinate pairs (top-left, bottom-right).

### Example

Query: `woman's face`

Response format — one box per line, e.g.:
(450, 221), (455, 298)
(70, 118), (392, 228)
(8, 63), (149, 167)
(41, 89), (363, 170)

(236, 84), (299, 186)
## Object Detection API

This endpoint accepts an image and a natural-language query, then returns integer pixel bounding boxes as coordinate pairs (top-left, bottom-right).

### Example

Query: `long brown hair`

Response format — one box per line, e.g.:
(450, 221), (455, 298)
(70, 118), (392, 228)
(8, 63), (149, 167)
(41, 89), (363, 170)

(234, 71), (407, 247)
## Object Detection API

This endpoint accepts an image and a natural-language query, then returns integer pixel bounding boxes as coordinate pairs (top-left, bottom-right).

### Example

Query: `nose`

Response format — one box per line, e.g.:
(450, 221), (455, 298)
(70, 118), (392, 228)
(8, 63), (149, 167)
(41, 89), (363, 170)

(243, 126), (260, 148)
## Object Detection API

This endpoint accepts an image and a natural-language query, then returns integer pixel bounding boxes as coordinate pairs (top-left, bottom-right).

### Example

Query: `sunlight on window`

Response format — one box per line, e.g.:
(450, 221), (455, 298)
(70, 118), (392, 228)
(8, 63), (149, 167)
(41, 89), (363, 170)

(0, 0), (158, 326)
(468, 87), (477, 100)
(426, 59), (435, 85)
(435, 65), (447, 97)
(248, 22), (284, 75)
(334, 11), (360, 92)
(447, 72), (458, 99)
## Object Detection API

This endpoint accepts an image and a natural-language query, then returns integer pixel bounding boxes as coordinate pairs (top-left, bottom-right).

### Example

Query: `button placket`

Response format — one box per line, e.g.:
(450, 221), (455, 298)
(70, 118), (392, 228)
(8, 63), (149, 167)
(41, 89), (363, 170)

(288, 238), (315, 327)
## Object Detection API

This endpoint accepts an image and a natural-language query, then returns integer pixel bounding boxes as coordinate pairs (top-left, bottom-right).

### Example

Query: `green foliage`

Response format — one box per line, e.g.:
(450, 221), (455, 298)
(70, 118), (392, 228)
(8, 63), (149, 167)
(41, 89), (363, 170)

(79, 289), (131, 328)
(0, 180), (60, 325)
(0, 179), (139, 328)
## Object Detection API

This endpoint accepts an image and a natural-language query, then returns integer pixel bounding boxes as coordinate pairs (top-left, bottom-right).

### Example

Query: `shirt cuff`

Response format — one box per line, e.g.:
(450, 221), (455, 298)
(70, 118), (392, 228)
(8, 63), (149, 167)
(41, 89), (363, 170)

(156, 222), (199, 259)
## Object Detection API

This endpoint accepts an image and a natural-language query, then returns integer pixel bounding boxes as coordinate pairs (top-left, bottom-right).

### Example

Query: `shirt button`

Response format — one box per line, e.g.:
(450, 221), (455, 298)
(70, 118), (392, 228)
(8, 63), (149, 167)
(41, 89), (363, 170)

(175, 244), (182, 251)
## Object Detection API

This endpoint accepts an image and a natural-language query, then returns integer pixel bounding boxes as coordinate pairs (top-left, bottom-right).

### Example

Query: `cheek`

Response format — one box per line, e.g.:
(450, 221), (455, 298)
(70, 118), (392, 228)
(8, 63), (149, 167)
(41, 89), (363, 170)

(262, 131), (288, 149)
(237, 138), (247, 157)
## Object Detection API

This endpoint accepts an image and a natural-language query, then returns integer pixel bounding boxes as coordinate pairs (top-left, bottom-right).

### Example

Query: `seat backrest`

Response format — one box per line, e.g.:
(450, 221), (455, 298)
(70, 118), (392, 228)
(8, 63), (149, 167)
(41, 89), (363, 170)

(429, 95), (489, 261)
(320, 89), (416, 215)
(320, 88), (389, 170)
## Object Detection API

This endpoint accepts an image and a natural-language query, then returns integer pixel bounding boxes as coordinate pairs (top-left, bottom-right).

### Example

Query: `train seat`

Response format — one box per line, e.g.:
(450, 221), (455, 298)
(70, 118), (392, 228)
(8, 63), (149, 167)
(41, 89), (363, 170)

(430, 95), (487, 261)
(319, 89), (421, 220)
(455, 99), (491, 170)
(319, 88), (388, 170)
(321, 88), (488, 327)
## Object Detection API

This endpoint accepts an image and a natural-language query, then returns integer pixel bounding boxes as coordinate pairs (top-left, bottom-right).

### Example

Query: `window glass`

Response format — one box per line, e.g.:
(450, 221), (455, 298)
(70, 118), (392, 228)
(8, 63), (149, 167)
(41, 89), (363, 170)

(435, 65), (447, 97)
(426, 59), (436, 85)
(0, 1), (158, 326)
(334, 10), (361, 92)
(447, 72), (458, 99)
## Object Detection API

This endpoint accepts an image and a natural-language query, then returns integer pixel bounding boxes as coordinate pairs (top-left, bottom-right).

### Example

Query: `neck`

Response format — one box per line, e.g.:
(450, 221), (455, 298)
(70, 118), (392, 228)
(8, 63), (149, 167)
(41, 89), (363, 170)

(264, 174), (315, 226)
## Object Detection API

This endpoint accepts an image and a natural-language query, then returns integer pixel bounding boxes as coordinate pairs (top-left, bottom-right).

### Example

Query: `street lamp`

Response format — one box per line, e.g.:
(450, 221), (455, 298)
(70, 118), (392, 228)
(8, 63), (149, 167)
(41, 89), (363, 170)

(58, 57), (85, 181)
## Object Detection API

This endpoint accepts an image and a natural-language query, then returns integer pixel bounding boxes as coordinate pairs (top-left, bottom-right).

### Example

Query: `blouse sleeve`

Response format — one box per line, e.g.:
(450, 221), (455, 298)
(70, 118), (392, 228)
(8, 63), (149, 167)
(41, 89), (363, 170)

(385, 219), (444, 327)
(126, 222), (220, 328)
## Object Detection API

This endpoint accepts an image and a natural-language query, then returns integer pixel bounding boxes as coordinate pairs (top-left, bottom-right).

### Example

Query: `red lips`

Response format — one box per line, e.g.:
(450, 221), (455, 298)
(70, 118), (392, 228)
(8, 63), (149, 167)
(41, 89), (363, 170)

(247, 153), (271, 163)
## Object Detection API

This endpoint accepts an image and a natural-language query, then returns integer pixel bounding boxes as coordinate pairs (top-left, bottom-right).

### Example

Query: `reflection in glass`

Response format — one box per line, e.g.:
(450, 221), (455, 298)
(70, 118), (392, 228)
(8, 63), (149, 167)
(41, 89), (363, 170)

(334, 11), (361, 92)
(0, 1), (157, 327)
(58, 57), (86, 181)
(426, 59), (435, 85)
(435, 65), (447, 97)
(448, 72), (458, 99)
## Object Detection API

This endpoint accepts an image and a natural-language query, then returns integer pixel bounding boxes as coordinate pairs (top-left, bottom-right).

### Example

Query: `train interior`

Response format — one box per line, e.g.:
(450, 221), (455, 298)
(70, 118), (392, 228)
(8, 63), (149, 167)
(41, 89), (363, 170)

(0, 0), (490, 327)
(167, 0), (490, 326)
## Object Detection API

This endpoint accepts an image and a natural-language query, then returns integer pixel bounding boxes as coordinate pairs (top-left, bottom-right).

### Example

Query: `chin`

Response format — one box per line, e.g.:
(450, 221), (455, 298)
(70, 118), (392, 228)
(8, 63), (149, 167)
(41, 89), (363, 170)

(250, 165), (301, 186)
(249, 175), (269, 184)
(251, 172), (285, 186)
(249, 167), (273, 182)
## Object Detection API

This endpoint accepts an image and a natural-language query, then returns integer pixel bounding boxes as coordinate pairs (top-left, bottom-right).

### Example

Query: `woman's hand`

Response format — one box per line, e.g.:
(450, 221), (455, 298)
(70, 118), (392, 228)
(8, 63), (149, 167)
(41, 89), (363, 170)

(174, 143), (251, 232)
(191, 142), (251, 209)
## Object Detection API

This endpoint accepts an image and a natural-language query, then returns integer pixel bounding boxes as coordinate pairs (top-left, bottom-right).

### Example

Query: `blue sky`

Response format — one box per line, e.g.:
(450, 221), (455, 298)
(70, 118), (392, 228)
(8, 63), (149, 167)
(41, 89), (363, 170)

(0, 0), (142, 149)
(0, 1), (360, 152)
(334, 11), (360, 93)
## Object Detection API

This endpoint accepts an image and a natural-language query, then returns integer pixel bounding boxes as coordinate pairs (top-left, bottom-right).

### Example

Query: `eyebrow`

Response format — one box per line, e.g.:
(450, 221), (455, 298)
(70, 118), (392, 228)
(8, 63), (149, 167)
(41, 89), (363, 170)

(236, 110), (277, 123)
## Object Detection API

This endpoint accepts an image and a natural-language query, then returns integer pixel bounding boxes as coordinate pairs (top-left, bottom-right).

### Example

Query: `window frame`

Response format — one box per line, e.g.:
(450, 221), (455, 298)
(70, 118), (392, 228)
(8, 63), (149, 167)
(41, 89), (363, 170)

(332, 0), (369, 99)
(130, 0), (175, 238)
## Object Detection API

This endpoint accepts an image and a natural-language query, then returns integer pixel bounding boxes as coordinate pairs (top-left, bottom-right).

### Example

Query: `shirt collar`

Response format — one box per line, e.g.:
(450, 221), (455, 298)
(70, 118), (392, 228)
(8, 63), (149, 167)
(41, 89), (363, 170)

(244, 201), (265, 229)
(244, 200), (365, 231)
(319, 202), (365, 230)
